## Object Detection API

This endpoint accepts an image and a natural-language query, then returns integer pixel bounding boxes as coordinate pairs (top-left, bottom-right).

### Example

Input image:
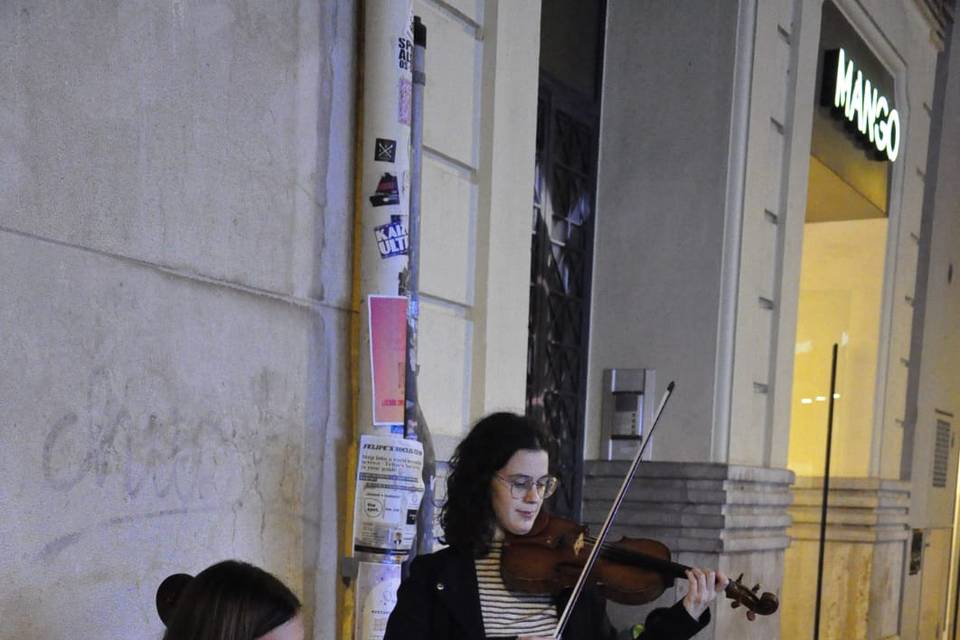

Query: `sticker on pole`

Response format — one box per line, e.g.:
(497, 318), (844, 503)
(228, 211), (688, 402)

(397, 35), (412, 71)
(373, 221), (408, 259)
(398, 78), (412, 125)
(369, 172), (400, 207)
(368, 294), (407, 425)
(352, 435), (424, 556)
(354, 562), (401, 640)
(374, 138), (397, 163)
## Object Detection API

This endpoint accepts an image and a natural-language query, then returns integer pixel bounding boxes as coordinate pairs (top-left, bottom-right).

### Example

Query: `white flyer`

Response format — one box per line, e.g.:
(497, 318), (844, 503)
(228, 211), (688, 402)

(353, 435), (424, 555)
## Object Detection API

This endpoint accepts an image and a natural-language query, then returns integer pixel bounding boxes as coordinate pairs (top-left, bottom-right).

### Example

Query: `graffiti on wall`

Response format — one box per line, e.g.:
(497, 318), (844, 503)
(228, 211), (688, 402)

(41, 367), (301, 504)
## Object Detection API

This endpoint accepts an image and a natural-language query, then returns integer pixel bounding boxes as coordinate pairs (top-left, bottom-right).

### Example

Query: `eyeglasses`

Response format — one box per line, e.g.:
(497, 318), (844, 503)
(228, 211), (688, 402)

(495, 473), (560, 500)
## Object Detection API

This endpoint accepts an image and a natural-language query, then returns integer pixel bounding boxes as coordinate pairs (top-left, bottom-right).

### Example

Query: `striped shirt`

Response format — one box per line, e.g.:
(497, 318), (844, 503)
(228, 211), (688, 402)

(475, 541), (558, 638)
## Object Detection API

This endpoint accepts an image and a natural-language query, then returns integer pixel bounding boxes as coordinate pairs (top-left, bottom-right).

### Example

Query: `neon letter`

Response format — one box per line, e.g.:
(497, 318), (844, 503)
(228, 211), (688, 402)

(861, 80), (877, 140)
(886, 109), (901, 162)
(834, 48), (855, 113)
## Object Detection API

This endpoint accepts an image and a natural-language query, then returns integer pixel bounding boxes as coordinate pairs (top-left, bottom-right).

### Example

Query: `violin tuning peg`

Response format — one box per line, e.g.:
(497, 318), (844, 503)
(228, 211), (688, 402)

(730, 601), (740, 609)
(752, 584), (760, 593)
(735, 573), (744, 584)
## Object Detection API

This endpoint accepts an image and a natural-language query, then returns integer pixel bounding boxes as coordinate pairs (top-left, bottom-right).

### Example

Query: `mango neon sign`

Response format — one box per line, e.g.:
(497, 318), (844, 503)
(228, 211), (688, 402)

(821, 48), (900, 162)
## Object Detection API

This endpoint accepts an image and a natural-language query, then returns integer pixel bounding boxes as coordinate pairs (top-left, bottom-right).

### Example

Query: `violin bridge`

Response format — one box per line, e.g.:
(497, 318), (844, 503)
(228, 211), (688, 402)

(574, 533), (585, 558)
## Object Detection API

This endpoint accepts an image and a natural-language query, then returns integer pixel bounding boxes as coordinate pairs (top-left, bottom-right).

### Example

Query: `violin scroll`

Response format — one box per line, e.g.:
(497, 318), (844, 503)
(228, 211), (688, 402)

(725, 573), (779, 620)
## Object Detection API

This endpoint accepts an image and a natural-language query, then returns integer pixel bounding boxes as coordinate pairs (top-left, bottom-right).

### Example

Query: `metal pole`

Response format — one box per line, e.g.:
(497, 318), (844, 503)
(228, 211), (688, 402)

(404, 17), (425, 441)
(404, 15), (436, 561)
(813, 343), (839, 640)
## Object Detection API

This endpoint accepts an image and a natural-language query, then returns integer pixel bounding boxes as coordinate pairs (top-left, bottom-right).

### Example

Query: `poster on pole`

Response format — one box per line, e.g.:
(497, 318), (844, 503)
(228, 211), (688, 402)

(354, 561), (402, 640)
(368, 295), (408, 426)
(353, 435), (424, 555)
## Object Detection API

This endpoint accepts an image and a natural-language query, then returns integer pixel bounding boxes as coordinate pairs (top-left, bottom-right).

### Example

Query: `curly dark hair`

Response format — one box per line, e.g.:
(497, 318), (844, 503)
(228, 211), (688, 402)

(440, 412), (552, 556)
(159, 560), (300, 640)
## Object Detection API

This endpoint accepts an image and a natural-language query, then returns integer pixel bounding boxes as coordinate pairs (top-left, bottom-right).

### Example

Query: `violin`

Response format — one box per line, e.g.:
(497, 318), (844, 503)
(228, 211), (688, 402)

(501, 511), (779, 618)
(516, 383), (779, 638)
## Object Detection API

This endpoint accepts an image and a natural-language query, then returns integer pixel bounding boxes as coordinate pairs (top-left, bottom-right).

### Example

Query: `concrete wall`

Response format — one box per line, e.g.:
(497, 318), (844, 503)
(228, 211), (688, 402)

(907, 5), (960, 536)
(592, 2), (951, 634)
(0, 0), (543, 636)
(723, 0), (936, 473)
(587, 0), (740, 462)
(857, 0), (940, 482)
(900, 9), (960, 638)
(733, 0), (807, 469)
(772, 0), (943, 636)
(763, 0), (939, 480)
(0, 1), (355, 637)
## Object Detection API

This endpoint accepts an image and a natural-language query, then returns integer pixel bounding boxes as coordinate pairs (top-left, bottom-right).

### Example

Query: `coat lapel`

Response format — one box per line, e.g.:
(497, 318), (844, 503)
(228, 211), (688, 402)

(436, 547), (485, 640)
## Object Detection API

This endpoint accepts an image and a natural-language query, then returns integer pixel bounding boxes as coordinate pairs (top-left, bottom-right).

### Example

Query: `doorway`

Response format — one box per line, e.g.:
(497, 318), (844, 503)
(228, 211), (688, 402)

(526, 0), (606, 518)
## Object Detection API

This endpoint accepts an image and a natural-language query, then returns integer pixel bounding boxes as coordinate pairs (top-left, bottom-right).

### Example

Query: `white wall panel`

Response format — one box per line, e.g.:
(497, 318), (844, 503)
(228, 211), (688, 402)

(420, 155), (476, 306)
(416, 0), (481, 168)
(417, 300), (472, 437)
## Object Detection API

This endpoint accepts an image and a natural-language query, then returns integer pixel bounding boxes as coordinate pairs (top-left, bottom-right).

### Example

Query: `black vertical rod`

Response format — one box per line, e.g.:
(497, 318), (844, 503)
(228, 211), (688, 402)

(813, 343), (839, 640)
(953, 537), (960, 640)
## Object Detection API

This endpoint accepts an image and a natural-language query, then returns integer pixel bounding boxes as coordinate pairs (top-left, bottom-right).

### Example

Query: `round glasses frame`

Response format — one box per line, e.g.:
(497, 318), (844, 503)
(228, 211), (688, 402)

(495, 473), (560, 500)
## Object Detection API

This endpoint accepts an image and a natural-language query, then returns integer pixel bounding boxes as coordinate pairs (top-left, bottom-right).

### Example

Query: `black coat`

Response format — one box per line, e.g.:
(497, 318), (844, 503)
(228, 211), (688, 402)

(384, 546), (710, 640)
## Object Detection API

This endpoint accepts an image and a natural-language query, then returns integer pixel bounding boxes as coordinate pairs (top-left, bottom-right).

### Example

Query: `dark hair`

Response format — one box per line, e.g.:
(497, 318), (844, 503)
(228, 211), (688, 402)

(159, 560), (300, 640)
(440, 412), (551, 555)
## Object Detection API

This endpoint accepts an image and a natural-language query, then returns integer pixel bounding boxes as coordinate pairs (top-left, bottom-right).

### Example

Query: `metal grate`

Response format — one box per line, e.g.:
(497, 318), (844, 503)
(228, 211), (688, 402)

(914, 0), (956, 48)
(526, 79), (598, 519)
(933, 419), (950, 488)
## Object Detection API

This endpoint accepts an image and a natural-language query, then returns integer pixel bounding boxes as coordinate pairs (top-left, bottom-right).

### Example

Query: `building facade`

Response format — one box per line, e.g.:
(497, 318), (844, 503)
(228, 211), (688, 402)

(1, 1), (958, 639)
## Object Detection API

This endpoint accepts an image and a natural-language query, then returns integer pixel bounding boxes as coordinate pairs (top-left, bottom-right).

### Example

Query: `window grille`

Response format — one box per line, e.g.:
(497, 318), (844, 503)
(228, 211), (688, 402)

(914, 0), (956, 48)
(933, 419), (950, 488)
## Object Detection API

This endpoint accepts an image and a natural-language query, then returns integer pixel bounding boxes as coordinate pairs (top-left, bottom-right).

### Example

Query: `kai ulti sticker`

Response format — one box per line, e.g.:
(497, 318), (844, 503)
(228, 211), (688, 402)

(374, 138), (396, 163)
(369, 173), (400, 207)
(374, 220), (408, 259)
(398, 78), (412, 125)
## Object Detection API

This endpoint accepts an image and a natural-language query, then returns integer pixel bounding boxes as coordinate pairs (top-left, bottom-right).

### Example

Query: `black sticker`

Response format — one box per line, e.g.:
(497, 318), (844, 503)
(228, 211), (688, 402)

(369, 172), (400, 207)
(375, 138), (396, 163)
(406, 509), (418, 525)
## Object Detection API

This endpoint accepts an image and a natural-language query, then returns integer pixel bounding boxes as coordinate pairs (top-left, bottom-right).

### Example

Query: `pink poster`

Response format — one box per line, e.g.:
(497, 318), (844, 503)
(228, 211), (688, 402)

(368, 295), (408, 425)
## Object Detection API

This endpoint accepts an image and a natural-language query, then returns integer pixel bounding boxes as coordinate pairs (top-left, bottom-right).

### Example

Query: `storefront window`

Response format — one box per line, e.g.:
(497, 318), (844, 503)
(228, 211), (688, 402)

(786, 1), (894, 478)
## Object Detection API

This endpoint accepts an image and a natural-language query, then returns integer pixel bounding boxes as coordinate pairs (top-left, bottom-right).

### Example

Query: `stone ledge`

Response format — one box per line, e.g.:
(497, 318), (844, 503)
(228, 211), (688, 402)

(581, 505), (791, 529)
(791, 476), (910, 491)
(583, 481), (793, 506)
(791, 492), (910, 508)
(585, 460), (795, 484)
(789, 506), (909, 527)
(582, 461), (794, 554)
(787, 476), (911, 543)
(788, 523), (910, 543)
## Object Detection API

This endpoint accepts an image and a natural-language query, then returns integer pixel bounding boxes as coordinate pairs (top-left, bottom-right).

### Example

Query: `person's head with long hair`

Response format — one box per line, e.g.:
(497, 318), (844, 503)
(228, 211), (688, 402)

(159, 560), (302, 640)
(440, 412), (555, 556)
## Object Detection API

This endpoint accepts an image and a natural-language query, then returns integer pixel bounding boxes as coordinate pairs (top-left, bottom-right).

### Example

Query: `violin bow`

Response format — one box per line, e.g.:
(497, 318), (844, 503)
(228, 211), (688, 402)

(553, 381), (675, 639)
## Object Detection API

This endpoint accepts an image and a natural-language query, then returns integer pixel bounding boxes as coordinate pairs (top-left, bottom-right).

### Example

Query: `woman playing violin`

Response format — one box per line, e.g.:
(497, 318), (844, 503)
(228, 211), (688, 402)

(384, 412), (728, 639)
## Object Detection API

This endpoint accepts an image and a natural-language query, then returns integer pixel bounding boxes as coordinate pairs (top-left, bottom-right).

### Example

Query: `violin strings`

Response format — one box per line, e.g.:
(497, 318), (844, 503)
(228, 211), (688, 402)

(580, 536), (689, 578)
